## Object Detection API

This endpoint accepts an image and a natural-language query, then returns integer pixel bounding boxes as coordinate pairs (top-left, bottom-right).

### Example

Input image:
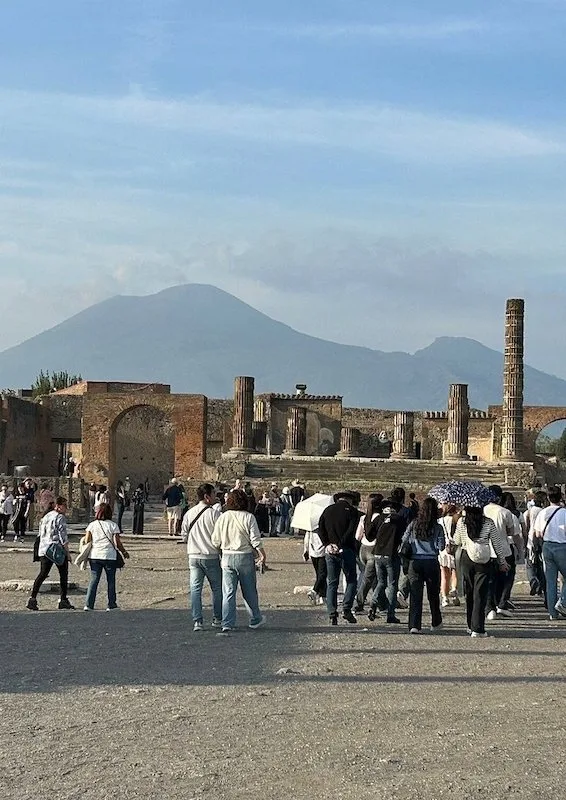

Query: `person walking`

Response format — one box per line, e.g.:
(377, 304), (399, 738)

(303, 526), (327, 604)
(162, 478), (183, 536)
(132, 484), (145, 535)
(318, 491), (362, 625)
(182, 483), (223, 631)
(365, 498), (406, 624)
(533, 485), (566, 620)
(94, 485), (111, 515)
(254, 493), (270, 536)
(521, 490), (547, 598)
(0, 484), (14, 541)
(354, 493), (383, 613)
(439, 505), (461, 608)
(83, 503), (129, 611)
(267, 482), (280, 537)
(24, 478), (38, 532)
(400, 497), (445, 634)
(115, 480), (126, 533)
(212, 489), (267, 633)
(87, 482), (97, 522)
(278, 487), (293, 535)
(11, 484), (30, 542)
(483, 486), (515, 619)
(453, 507), (510, 637)
(26, 497), (74, 611)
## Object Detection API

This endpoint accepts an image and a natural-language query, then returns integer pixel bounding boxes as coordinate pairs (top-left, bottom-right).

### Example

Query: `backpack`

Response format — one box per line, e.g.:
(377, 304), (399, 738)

(466, 538), (491, 564)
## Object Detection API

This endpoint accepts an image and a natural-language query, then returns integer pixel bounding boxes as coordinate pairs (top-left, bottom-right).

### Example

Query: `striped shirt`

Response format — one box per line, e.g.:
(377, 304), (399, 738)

(453, 517), (509, 566)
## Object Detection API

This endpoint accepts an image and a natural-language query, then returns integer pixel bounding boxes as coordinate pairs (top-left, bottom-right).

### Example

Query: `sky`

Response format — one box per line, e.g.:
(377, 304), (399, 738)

(1, 0), (566, 375)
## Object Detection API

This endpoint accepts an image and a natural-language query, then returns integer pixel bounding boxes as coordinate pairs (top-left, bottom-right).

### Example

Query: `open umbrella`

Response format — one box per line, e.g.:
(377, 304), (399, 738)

(427, 480), (494, 508)
(291, 493), (334, 532)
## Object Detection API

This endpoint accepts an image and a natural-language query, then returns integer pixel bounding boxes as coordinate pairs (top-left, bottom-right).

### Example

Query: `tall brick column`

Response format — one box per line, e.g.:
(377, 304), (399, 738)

(392, 412), (415, 459)
(337, 427), (360, 458)
(445, 384), (470, 460)
(229, 376), (255, 454)
(502, 299), (525, 461)
(283, 407), (307, 456)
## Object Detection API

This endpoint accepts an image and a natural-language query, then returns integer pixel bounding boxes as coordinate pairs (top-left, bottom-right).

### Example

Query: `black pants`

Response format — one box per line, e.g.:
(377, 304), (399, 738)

(487, 553), (515, 612)
(0, 514), (9, 536)
(32, 557), (69, 600)
(311, 556), (327, 598)
(461, 551), (492, 634)
(133, 506), (144, 535)
(116, 501), (125, 533)
(408, 559), (442, 631)
(13, 516), (27, 538)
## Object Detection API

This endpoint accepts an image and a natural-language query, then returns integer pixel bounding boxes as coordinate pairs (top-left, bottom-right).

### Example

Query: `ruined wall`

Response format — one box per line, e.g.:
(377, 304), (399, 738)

(114, 406), (175, 492)
(53, 381), (171, 396)
(42, 395), (83, 442)
(0, 395), (57, 475)
(490, 404), (566, 462)
(342, 408), (394, 457)
(260, 395), (342, 456)
(206, 399), (234, 463)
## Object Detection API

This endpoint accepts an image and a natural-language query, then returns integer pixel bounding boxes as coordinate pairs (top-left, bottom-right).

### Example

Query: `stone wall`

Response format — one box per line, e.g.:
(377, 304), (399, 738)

(206, 399), (234, 462)
(259, 395), (342, 456)
(53, 381), (171, 396)
(0, 395), (57, 475)
(114, 405), (175, 492)
(42, 394), (83, 442)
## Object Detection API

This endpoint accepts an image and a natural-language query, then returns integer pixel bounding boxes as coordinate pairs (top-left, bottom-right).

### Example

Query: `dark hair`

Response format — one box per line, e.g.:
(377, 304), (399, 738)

(413, 497), (440, 539)
(488, 485), (503, 501)
(98, 485), (107, 493)
(391, 487), (406, 504)
(197, 483), (216, 502)
(55, 496), (67, 507)
(225, 489), (249, 511)
(364, 494), (383, 534)
(533, 491), (547, 508)
(409, 492), (416, 500)
(116, 480), (123, 489)
(548, 486), (563, 505)
(95, 503), (113, 521)
(137, 483), (144, 490)
(462, 506), (484, 540)
(501, 491), (518, 515)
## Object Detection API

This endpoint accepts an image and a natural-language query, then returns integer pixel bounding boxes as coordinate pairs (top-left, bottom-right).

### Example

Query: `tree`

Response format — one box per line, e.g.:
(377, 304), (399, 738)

(31, 371), (82, 398)
(555, 428), (566, 461)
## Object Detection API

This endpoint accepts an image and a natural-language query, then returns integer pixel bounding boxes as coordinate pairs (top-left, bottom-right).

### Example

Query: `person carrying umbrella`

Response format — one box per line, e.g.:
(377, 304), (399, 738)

(318, 491), (362, 625)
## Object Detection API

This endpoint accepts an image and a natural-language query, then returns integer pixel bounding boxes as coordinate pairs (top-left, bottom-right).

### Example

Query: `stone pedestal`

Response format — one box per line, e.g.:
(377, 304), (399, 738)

(283, 407), (307, 456)
(229, 376), (255, 455)
(337, 427), (360, 458)
(445, 384), (470, 460)
(501, 299), (525, 461)
(392, 412), (415, 459)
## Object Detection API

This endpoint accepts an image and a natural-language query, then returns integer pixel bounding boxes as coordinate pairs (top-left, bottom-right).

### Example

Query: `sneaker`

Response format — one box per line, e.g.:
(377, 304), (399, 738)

(450, 595), (461, 607)
(409, 628), (420, 634)
(317, 596), (325, 605)
(441, 597), (450, 608)
(487, 610), (498, 621)
(26, 597), (38, 611)
(386, 617), (402, 624)
(430, 623), (444, 632)
(307, 589), (317, 605)
(471, 631), (489, 638)
(396, 591), (408, 609)
(193, 621), (204, 632)
(211, 618), (222, 627)
(466, 628), (472, 635)
(218, 628), (233, 635)
(106, 605), (118, 611)
(58, 599), (75, 610)
(496, 607), (513, 618)
(554, 601), (566, 619)
(354, 602), (364, 613)
(249, 616), (267, 629)
(342, 610), (358, 624)
(83, 605), (93, 611)
(505, 600), (517, 611)
(367, 606), (377, 622)
(329, 614), (338, 626)
(549, 615), (559, 621)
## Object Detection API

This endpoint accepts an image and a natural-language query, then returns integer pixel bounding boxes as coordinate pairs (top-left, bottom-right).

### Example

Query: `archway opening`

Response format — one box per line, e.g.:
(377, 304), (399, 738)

(111, 405), (175, 495)
(535, 420), (566, 459)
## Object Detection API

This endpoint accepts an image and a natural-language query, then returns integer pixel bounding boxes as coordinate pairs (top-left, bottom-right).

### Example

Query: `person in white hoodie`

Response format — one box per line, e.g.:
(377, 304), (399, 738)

(303, 527), (327, 604)
(181, 483), (222, 632)
(0, 484), (14, 541)
(212, 488), (266, 633)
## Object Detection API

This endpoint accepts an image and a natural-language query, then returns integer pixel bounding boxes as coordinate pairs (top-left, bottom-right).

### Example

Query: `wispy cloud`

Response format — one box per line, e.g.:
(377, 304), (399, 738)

(276, 19), (486, 41)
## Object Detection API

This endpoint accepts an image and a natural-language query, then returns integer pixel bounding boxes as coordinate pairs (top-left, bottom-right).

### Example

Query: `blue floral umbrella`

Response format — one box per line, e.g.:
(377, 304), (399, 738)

(428, 480), (494, 508)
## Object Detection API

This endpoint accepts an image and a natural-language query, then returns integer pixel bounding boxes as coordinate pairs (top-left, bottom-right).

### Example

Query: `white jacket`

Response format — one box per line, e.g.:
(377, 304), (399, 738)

(212, 511), (262, 554)
(303, 528), (325, 558)
(182, 502), (221, 558)
(0, 491), (14, 516)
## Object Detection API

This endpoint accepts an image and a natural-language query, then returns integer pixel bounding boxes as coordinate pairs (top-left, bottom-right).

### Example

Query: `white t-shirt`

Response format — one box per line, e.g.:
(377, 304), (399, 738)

(87, 519), (120, 560)
(534, 505), (566, 545)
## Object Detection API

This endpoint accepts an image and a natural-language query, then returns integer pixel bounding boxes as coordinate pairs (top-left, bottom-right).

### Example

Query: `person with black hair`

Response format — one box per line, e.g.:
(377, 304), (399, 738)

(26, 497), (73, 611)
(389, 487), (412, 608)
(521, 490), (547, 597)
(533, 485), (566, 620)
(132, 484), (145, 535)
(354, 493), (383, 613)
(400, 497), (445, 633)
(484, 485), (516, 620)
(365, 498), (406, 624)
(318, 491), (362, 625)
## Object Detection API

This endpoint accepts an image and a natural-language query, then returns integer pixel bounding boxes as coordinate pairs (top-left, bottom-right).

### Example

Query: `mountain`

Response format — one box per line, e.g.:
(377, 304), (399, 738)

(0, 284), (565, 410)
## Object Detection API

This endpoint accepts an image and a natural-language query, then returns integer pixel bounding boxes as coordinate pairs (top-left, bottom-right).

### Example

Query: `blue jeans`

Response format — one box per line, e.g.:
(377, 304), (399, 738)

(325, 548), (357, 616)
(189, 556), (222, 623)
(370, 555), (401, 622)
(86, 559), (117, 609)
(221, 552), (262, 629)
(542, 541), (566, 615)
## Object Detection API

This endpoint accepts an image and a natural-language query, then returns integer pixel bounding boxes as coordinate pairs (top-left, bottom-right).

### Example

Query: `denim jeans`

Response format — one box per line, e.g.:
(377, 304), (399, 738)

(189, 556), (222, 623)
(356, 545), (377, 607)
(325, 548), (358, 616)
(221, 552), (262, 629)
(542, 541), (566, 616)
(86, 559), (117, 609)
(370, 555), (401, 622)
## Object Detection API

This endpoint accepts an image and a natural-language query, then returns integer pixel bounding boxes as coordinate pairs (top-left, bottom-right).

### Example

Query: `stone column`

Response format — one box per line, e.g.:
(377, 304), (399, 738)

(502, 299), (525, 461)
(229, 376), (255, 454)
(283, 407), (307, 456)
(392, 412), (415, 459)
(337, 427), (360, 458)
(445, 384), (470, 460)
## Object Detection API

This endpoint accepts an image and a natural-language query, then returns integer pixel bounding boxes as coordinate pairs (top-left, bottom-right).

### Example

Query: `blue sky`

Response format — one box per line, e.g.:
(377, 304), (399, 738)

(1, 0), (566, 376)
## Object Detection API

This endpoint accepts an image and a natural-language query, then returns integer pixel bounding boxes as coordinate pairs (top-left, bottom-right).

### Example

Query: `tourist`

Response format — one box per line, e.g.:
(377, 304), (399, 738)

(182, 482), (222, 631)
(498, 491), (524, 610)
(0, 484), (14, 541)
(65, 454), (76, 477)
(453, 506), (510, 637)
(439, 505), (461, 607)
(408, 492), (420, 520)
(88, 482), (97, 521)
(533, 485), (566, 620)
(400, 497), (445, 634)
(24, 478), (38, 532)
(26, 496), (74, 611)
(244, 481), (256, 513)
(278, 487), (293, 535)
(162, 477), (183, 536)
(366, 497), (406, 624)
(254, 493), (270, 536)
(132, 483), (145, 535)
(268, 482), (280, 537)
(124, 476), (131, 509)
(354, 493), (383, 612)
(389, 487), (412, 608)
(94, 485), (111, 515)
(521, 490), (547, 597)
(11, 484), (30, 542)
(83, 502), (129, 611)
(115, 480), (126, 533)
(290, 479), (306, 508)
(318, 491), (362, 625)
(211, 488), (267, 633)
(484, 486), (515, 619)
(303, 526), (327, 604)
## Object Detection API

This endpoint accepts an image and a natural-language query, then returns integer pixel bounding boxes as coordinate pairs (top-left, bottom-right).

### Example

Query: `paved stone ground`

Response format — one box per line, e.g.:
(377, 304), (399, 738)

(1, 536), (565, 800)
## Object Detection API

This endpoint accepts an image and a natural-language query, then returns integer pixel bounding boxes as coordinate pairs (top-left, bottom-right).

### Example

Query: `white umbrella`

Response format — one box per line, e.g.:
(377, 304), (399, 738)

(291, 493), (334, 532)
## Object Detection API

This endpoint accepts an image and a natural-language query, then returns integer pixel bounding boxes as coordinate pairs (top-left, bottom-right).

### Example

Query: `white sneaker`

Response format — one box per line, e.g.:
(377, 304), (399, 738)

(471, 632), (489, 638)
(441, 597), (450, 608)
(430, 623), (443, 632)
(211, 618), (222, 627)
(317, 596), (325, 605)
(249, 615), (267, 629)
(307, 589), (317, 605)
(409, 627), (420, 634)
(554, 601), (566, 618)
(496, 607), (513, 618)
(83, 606), (93, 611)
(396, 591), (408, 609)
(466, 628), (472, 635)
(193, 621), (203, 632)
(487, 610), (498, 621)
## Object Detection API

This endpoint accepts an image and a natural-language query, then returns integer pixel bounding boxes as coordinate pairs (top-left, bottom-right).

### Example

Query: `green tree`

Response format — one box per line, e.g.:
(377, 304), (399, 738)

(31, 371), (82, 398)
(555, 428), (566, 461)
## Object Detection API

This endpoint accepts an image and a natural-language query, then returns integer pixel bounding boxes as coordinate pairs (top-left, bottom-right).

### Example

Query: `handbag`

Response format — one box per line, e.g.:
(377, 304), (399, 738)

(98, 522), (126, 569)
(45, 541), (67, 566)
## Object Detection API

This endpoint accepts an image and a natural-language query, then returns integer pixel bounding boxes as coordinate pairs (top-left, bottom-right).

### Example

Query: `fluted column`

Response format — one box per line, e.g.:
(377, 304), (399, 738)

(502, 299), (525, 461)
(445, 384), (470, 460)
(229, 376), (255, 454)
(392, 412), (415, 459)
(337, 427), (360, 458)
(283, 407), (307, 456)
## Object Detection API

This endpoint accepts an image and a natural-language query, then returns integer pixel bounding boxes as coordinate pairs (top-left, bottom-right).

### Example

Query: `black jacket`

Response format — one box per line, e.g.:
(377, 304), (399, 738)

(318, 500), (361, 551)
(365, 512), (405, 557)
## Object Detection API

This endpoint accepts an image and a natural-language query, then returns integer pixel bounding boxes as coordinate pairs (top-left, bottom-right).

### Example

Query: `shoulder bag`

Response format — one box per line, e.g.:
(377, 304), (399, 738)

(98, 521), (125, 569)
(45, 541), (67, 566)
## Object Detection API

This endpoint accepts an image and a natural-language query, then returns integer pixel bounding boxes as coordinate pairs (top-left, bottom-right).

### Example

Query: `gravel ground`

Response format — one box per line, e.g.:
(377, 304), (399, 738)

(1, 535), (565, 800)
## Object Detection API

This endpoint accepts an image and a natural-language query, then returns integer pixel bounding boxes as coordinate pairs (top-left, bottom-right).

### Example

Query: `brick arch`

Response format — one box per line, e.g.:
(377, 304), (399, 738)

(109, 404), (175, 492)
(523, 407), (566, 434)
